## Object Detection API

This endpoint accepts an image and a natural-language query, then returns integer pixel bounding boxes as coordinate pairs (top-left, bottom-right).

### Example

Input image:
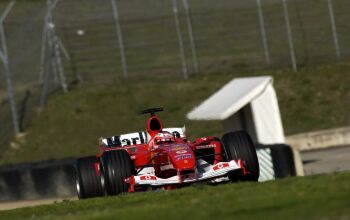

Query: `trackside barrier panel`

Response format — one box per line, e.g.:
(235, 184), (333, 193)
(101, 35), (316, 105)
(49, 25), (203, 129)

(0, 158), (76, 202)
(256, 144), (296, 182)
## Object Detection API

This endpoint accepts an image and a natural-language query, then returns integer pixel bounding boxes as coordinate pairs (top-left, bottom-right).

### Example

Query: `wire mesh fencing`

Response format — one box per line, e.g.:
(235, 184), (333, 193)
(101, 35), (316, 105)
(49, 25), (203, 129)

(0, 0), (349, 151)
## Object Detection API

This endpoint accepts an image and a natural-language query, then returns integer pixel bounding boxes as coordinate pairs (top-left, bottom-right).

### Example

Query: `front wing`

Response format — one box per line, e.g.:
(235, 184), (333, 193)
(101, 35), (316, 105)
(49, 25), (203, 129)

(127, 160), (245, 187)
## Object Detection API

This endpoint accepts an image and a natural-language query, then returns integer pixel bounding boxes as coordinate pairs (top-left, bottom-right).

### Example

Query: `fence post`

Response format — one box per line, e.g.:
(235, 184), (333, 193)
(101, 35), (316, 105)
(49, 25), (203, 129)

(282, 0), (297, 71)
(47, 22), (59, 84)
(181, 0), (199, 73)
(256, 0), (270, 66)
(46, 0), (68, 92)
(52, 34), (68, 92)
(0, 0), (20, 134)
(111, 0), (128, 79)
(49, 0), (67, 91)
(39, 0), (69, 108)
(38, 21), (47, 84)
(39, 50), (52, 109)
(327, 0), (340, 59)
(172, 0), (188, 79)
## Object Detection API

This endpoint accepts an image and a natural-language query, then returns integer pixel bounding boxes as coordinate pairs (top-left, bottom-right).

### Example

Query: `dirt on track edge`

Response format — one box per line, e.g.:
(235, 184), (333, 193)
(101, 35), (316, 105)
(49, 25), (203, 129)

(0, 197), (77, 211)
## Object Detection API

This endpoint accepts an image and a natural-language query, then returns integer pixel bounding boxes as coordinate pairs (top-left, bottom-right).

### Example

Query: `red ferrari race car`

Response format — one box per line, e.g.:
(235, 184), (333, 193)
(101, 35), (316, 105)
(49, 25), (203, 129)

(75, 108), (259, 199)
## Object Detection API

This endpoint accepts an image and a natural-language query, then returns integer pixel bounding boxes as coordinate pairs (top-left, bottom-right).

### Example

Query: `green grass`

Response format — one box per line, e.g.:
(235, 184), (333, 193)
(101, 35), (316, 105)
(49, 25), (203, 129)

(1, 172), (350, 220)
(1, 63), (349, 164)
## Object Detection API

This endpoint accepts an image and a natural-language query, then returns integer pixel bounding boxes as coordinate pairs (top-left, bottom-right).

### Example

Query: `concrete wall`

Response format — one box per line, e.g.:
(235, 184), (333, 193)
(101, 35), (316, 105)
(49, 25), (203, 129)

(286, 127), (350, 151)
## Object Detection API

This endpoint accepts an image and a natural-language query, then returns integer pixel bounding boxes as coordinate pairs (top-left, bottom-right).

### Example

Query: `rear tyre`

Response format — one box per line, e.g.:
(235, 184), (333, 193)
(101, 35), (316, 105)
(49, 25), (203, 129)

(101, 150), (135, 196)
(221, 131), (259, 181)
(75, 156), (104, 199)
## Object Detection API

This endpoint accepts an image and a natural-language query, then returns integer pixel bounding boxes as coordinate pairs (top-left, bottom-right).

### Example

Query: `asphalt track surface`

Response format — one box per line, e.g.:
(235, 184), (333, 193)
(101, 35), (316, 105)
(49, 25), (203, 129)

(302, 145), (350, 175)
(0, 145), (349, 211)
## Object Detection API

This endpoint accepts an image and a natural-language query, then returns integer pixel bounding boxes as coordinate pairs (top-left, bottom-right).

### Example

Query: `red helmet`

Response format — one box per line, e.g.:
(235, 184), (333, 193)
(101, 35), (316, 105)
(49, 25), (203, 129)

(154, 132), (175, 144)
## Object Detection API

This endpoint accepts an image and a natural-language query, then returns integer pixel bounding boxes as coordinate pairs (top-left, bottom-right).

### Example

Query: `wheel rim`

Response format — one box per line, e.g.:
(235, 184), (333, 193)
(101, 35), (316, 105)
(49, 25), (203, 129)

(100, 173), (106, 195)
(76, 177), (82, 198)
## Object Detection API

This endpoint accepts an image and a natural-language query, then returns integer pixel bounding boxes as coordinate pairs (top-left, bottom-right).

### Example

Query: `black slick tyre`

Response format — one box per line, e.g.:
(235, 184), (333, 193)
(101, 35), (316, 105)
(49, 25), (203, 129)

(75, 156), (104, 199)
(221, 131), (260, 181)
(101, 150), (135, 196)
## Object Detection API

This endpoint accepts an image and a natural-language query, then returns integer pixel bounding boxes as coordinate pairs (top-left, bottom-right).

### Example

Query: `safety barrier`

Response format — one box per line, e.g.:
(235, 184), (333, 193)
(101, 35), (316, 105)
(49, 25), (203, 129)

(256, 144), (296, 182)
(0, 158), (76, 202)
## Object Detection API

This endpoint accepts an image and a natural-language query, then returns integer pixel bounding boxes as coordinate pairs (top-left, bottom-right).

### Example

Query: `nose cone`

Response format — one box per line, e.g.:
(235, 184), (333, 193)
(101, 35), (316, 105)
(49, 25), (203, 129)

(168, 146), (196, 170)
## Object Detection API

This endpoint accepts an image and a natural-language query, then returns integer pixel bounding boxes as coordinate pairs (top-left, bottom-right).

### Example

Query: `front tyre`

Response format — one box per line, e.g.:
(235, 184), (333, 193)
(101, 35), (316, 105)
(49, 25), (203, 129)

(222, 131), (259, 181)
(101, 150), (135, 196)
(75, 156), (104, 199)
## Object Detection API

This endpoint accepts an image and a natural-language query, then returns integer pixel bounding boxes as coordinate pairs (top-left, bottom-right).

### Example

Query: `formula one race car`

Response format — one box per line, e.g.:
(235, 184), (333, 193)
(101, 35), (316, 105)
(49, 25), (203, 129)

(75, 108), (259, 199)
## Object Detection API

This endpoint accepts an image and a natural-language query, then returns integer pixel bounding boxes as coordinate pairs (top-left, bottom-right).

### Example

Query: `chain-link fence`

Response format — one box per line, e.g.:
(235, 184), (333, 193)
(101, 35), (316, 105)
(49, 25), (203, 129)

(0, 0), (350, 151)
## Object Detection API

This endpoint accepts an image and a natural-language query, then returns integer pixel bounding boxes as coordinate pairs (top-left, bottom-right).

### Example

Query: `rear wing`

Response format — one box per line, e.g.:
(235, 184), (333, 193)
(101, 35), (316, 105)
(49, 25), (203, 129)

(101, 127), (186, 147)
(101, 132), (147, 147)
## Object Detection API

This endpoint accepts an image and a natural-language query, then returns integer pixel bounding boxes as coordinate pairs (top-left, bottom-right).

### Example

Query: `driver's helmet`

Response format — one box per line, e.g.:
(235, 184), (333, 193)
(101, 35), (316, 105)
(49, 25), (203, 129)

(154, 132), (175, 144)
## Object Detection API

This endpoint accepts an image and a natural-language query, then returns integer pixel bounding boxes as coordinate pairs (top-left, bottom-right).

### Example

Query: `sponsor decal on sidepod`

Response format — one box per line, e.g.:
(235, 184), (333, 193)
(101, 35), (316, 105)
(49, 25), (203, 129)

(196, 144), (216, 149)
(176, 150), (188, 154)
(175, 154), (193, 161)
